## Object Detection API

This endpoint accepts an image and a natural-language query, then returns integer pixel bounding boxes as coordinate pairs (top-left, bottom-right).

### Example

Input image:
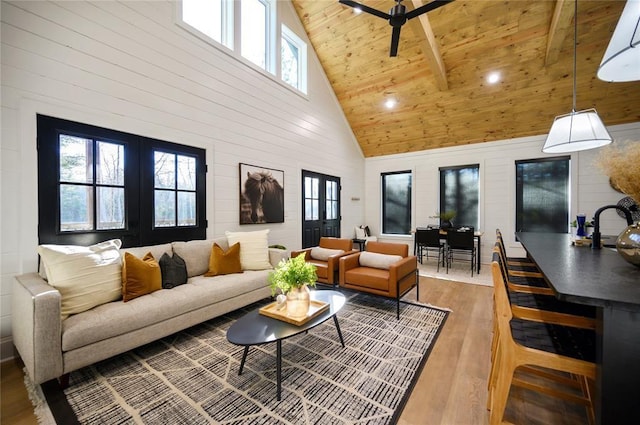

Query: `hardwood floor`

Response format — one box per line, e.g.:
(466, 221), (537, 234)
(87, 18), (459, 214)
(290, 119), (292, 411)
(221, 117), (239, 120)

(1, 277), (590, 424)
(1, 358), (39, 424)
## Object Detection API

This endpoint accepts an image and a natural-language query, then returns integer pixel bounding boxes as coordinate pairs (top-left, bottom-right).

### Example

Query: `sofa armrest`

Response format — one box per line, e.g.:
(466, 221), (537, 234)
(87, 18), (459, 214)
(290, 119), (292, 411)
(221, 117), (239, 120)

(326, 249), (357, 268)
(12, 273), (63, 385)
(339, 252), (361, 285)
(269, 248), (290, 268)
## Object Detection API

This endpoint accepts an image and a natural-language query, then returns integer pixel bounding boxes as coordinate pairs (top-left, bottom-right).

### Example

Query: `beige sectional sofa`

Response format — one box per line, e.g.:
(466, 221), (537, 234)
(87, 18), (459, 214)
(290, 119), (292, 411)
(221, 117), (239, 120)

(12, 235), (288, 386)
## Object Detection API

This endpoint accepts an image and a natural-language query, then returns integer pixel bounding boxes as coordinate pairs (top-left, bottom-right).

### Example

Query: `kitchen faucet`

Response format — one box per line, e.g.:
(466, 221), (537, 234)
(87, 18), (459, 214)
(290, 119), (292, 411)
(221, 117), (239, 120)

(591, 204), (633, 249)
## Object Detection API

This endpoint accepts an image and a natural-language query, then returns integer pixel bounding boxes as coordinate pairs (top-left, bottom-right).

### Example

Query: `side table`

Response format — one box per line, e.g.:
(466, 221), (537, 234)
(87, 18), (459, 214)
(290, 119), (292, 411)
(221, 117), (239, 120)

(352, 238), (366, 251)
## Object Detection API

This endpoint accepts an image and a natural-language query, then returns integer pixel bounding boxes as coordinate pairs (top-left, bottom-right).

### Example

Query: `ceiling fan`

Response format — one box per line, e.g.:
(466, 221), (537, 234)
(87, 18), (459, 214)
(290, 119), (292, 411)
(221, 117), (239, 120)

(339, 0), (454, 57)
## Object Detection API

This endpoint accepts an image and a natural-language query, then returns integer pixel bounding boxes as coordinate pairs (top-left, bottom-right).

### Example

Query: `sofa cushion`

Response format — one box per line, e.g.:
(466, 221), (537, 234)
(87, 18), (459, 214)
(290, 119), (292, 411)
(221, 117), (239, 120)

(205, 243), (243, 276)
(122, 252), (162, 302)
(121, 243), (172, 263)
(359, 251), (402, 270)
(61, 269), (272, 352)
(310, 247), (344, 261)
(158, 253), (188, 289)
(172, 239), (220, 278)
(225, 230), (272, 270)
(37, 239), (123, 320)
(345, 267), (390, 291)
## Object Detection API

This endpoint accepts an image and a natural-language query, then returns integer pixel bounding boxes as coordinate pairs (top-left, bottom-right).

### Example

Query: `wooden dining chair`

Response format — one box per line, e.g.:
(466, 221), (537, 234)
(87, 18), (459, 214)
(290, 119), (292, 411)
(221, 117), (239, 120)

(495, 229), (537, 267)
(493, 248), (596, 330)
(493, 243), (554, 296)
(488, 245), (596, 409)
(488, 252), (596, 425)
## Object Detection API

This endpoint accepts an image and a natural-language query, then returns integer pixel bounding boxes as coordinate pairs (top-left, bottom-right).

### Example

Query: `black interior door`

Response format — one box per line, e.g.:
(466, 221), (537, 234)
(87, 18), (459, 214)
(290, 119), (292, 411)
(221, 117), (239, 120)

(302, 170), (341, 248)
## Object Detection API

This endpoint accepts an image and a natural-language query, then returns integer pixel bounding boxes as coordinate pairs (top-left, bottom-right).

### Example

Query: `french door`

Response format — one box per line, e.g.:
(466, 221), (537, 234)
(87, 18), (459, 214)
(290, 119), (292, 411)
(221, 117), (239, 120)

(301, 170), (341, 248)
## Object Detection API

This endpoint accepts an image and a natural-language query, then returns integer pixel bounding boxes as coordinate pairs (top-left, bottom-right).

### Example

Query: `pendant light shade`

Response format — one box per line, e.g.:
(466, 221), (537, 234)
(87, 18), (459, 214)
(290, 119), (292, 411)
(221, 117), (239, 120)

(542, 0), (613, 153)
(597, 0), (640, 82)
(542, 109), (612, 153)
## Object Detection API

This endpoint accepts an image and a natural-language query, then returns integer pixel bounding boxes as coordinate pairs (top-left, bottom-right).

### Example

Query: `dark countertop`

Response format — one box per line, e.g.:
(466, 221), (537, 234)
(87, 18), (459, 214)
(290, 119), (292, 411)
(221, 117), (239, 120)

(516, 232), (640, 310)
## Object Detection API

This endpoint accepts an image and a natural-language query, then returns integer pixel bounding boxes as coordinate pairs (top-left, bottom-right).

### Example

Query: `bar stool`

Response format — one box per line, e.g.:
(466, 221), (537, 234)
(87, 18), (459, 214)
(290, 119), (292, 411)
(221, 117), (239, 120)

(488, 252), (596, 424)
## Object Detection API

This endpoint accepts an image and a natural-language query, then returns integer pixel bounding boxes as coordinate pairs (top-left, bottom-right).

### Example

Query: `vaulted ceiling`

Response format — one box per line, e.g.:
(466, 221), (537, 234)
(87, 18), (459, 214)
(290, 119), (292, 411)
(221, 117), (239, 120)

(290, 0), (640, 157)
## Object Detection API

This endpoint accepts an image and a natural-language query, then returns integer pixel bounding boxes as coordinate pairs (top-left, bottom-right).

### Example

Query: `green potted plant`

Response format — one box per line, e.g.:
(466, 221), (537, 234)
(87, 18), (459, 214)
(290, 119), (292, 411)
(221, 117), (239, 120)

(268, 254), (317, 319)
(431, 211), (456, 229)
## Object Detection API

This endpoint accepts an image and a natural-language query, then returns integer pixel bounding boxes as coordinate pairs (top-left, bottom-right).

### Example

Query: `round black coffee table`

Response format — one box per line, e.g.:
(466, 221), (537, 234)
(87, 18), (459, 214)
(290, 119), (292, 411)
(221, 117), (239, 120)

(226, 289), (346, 400)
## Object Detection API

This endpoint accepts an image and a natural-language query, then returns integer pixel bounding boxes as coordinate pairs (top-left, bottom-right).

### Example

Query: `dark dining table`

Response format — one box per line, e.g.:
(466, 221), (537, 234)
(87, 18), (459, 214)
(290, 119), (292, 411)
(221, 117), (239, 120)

(515, 232), (640, 425)
(413, 228), (483, 273)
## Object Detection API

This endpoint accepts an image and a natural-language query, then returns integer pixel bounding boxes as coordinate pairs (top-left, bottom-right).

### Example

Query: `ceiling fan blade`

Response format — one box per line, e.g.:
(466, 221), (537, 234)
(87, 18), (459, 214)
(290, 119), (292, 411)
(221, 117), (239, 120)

(390, 26), (401, 57)
(405, 0), (454, 20)
(339, 0), (390, 20)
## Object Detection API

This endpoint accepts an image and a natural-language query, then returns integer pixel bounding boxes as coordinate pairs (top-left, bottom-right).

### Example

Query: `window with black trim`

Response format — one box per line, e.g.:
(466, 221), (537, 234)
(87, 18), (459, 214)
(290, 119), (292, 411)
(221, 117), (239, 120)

(515, 156), (570, 233)
(37, 115), (206, 248)
(382, 171), (412, 235)
(439, 164), (479, 228)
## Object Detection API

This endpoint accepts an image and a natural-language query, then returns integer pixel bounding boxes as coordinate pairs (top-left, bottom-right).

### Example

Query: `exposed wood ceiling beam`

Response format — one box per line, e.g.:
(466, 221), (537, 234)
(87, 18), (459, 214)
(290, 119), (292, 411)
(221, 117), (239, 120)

(405, 0), (448, 90)
(545, 0), (575, 65)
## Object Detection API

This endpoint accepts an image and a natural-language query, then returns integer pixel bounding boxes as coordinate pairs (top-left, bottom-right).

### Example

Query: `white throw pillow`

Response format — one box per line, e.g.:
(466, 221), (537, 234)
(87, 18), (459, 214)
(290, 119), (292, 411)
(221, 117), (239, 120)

(359, 251), (403, 270)
(37, 239), (123, 319)
(225, 229), (272, 270)
(310, 247), (345, 261)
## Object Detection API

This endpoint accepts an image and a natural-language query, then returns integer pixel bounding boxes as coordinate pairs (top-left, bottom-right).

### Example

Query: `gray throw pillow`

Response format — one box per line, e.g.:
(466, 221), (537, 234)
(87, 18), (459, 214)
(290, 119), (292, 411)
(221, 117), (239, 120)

(159, 253), (188, 289)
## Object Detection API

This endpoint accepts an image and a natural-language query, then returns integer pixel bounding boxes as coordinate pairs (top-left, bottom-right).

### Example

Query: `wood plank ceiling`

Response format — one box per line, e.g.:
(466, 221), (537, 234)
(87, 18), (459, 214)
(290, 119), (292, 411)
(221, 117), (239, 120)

(290, 0), (640, 157)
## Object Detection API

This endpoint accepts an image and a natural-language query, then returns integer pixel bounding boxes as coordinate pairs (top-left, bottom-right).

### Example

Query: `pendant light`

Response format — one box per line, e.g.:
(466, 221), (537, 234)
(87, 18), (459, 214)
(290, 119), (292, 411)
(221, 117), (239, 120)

(542, 0), (612, 154)
(597, 0), (640, 82)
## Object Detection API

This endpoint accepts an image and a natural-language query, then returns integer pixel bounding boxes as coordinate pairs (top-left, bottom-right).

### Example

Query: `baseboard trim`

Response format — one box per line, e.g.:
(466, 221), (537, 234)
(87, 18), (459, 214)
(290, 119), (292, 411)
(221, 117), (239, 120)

(0, 336), (15, 362)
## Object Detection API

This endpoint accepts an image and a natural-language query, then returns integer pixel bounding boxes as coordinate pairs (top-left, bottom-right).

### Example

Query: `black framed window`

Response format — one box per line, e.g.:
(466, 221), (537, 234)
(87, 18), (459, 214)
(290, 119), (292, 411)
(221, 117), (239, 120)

(37, 115), (206, 248)
(439, 164), (479, 228)
(515, 156), (570, 233)
(382, 171), (412, 235)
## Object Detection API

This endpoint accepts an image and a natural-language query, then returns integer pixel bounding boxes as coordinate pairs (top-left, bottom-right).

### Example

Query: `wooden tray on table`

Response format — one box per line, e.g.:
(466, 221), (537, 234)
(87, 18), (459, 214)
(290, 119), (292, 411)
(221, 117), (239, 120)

(259, 300), (329, 326)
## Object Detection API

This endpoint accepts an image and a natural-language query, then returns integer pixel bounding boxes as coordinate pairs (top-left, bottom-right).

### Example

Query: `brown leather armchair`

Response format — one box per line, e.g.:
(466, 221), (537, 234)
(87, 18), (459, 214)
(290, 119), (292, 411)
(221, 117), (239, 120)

(339, 241), (418, 318)
(290, 237), (356, 287)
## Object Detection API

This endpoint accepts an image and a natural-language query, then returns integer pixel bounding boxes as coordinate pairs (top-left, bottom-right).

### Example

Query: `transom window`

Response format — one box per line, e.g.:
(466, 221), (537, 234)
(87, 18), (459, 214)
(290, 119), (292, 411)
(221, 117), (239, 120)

(181, 0), (232, 48)
(241, 0), (270, 69)
(281, 24), (307, 93)
(179, 0), (307, 94)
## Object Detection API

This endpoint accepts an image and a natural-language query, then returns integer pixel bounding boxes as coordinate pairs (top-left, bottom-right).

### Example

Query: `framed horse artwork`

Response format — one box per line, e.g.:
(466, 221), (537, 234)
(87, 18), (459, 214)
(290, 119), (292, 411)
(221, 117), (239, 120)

(239, 163), (285, 224)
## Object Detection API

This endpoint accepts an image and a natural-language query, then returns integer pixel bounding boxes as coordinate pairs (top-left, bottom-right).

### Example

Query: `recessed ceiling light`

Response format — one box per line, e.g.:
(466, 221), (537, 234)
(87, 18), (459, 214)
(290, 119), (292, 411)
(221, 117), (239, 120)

(354, 7), (362, 14)
(385, 98), (397, 109)
(487, 72), (501, 84)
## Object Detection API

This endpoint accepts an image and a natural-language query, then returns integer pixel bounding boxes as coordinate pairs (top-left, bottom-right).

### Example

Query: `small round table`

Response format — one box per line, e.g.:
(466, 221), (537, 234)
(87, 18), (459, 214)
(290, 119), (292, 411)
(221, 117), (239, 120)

(226, 290), (346, 400)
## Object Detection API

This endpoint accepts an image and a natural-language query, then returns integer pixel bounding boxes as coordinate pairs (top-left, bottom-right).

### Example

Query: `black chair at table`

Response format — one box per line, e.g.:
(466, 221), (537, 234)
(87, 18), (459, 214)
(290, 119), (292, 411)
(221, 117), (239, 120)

(446, 227), (476, 276)
(415, 228), (445, 271)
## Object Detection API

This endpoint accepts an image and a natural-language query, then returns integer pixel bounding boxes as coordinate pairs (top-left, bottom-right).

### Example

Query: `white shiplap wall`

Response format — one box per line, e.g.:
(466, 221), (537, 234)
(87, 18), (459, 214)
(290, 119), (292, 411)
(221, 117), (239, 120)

(364, 122), (640, 264)
(0, 0), (365, 359)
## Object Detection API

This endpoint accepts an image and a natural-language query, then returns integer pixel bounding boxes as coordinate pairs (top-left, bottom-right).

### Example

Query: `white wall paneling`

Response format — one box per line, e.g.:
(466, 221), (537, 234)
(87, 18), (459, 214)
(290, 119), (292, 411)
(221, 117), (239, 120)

(0, 0), (364, 360)
(365, 122), (640, 265)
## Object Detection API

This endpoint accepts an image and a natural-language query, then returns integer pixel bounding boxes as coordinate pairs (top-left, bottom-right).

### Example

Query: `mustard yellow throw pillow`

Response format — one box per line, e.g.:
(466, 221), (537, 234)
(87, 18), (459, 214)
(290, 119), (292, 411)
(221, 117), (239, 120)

(122, 252), (162, 302)
(205, 243), (243, 276)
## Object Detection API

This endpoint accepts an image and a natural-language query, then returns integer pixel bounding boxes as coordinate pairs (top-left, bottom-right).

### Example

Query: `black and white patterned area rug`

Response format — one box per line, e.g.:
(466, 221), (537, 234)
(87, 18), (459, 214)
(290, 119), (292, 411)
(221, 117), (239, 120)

(47, 291), (448, 424)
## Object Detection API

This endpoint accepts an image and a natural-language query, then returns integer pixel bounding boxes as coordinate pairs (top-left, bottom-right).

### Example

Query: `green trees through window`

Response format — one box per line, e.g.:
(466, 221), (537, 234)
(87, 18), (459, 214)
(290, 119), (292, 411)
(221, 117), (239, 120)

(38, 115), (206, 247)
